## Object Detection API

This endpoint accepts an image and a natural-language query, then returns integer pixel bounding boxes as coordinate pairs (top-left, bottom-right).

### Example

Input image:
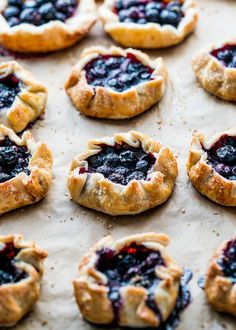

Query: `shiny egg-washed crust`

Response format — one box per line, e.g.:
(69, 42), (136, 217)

(186, 127), (236, 206)
(74, 232), (183, 327)
(68, 131), (178, 215)
(205, 237), (236, 316)
(0, 61), (47, 133)
(99, 0), (198, 48)
(65, 46), (168, 119)
(0, 125), (53, 215)
(0, 0), (97, 53)
(192, 39), (236, 101)
(0, 234), (47, 327)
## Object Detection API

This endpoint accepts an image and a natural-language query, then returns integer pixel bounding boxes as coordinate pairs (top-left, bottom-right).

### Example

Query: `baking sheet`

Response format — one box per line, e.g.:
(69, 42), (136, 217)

(0, 0), (236, 329)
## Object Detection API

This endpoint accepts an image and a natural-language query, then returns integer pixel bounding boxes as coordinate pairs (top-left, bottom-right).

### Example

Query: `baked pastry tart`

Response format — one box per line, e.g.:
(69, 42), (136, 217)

(193, 39), (236, 101)
(0, 61), (47, 133)
(74, 232), (192, 328)
(0, 125), (53, 215)
(65, 46), (167, 119)
(205, 236), (236, 316)
(99, 0), (198, 48)
(0, 234), (47, 327)
(0, 0), (97, 53)
(187, 127), (236, 206)
(68, 131), (178, 215)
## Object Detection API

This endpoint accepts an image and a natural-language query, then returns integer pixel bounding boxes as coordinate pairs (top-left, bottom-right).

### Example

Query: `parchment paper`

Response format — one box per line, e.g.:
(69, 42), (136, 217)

(0, 0), (236, 329)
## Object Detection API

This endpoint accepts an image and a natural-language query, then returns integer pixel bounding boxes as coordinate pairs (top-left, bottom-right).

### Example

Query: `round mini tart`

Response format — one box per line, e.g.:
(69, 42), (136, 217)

(205, 236), (236, 316)
(99, 0), (198, 48)
(192, 39), (236, 101)
(65, 46), (168, 119)
(0, 234), (47, 327)
(187, 127), (236, 206)
(0, 61), (47, 133)
(0, 125), (53, 215)
(68, 131), (178, 215)
(0, 0), (97, 53)
(73, 233), (192, 328)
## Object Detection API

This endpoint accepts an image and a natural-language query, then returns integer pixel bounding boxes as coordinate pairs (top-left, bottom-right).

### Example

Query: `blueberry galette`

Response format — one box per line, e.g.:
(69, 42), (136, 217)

(0, 0), (97, 53)
(187, 127), (236, 206)
(205, 236), (236, 316)
(0, 234), (47, 326)
(99, 0), (198, 48)
(0, 61), (47, 132)
(68, 131), (178, 215)
(192, 39), (236, 101)
(74, 233), (192, 328)
(0, 125), (53, 215)
(65, 46), (167, 119)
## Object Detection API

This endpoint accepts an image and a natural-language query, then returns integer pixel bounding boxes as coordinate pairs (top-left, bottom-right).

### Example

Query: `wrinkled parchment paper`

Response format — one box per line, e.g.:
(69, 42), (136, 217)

(0, 0), (236, 329)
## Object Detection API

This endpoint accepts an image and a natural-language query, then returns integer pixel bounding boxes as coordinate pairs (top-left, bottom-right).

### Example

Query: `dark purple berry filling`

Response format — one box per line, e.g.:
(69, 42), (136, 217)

(95, 244), (192, 329)
(84, 54), (154, 92)
(0, 137), (31, 183)
(82, 142), (156, 185)
(0, 242), (28, 285)
(206, 134), (236, 181)
(2, 0), (78, 27)
(211, 45), (236, 68)
(0, 73), (21, 110)
(114, 0), (184, 27)
(218, 238), (236, 283)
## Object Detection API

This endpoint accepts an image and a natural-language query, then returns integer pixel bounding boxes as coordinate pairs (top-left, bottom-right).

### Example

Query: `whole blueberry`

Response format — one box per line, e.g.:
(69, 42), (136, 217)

(0, 173), (10, 183)
(88, 154), (104, 167)
(8, 0), (23, 7)
(127, 171), (145, 181)
(146, 9), (160, 23)
(160, 9), (180, 27)
(136, 159), (149, 172)
(229, 56), (236, 68)
(217, 49), (233, 63)
(0, 147), (18, 165)
(7, 16), (20, 26)
(216, 145), (236, 163)
(120, 150), (137, 164)
(3, 6), (20, 18)
(39, 2), (56, 21)
(105, 153), (120, 167)
(96, 165), (112, 177)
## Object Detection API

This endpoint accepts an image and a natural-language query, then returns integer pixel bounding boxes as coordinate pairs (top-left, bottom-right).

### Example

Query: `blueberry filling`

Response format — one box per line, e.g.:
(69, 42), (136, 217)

(0, 137), (31, 183)
(2, 0), (78, 27)
(218, 238), (236, 284)
(206, 134), (236, 181)
(83, 142), (156, 185)
(114, 0), (184, 27)
(0, 73), (21, 110)
(84, 54), (153, 92)
(211, 45), (236, 68)
(96, 244), (192, 329)
(0, 242), (28, 285)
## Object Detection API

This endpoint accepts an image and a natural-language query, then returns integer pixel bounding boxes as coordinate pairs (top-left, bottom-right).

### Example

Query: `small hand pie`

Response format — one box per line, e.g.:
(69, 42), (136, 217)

(99, 0), (198, 48)
(187, 127), (236, 206)
(0, 0), (97, 53)
(65, 46), (167, 119)
(0, 125), (53, 215)
(193, 39), (236, 101)
(68, 131), (178, 215)
(74, 232), (192, 328)
(0, 61), (47, 133)
(205, 236), (236, 316)
(0, 234), (47, 327)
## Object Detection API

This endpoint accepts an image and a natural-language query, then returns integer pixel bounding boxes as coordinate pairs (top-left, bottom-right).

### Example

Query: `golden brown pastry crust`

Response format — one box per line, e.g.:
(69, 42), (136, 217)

(99, 0), (198, 48)
(186, 127), (236, 206)
(68, 131), (178, 215)
(192, 39), (236, 101)
(0, 234), (47, 327)
(0, 61), (47, 133)
(65, 46), (168, 119)
(205, 237), (236, 316)
(0, 125), (53, 215)
(74, 232), (183, 327)
(0, 0), (97, 53)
